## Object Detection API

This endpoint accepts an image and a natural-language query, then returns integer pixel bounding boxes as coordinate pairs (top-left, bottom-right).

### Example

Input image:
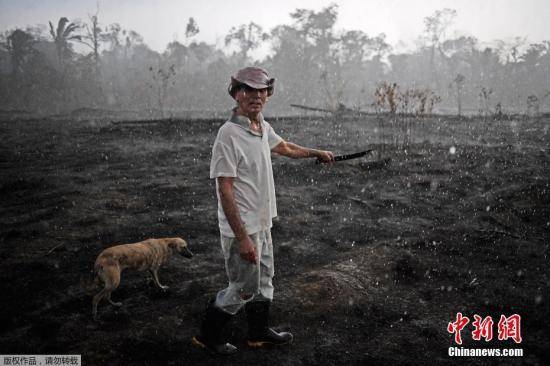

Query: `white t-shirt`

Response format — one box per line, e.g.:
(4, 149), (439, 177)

(209, 112), (283, 237)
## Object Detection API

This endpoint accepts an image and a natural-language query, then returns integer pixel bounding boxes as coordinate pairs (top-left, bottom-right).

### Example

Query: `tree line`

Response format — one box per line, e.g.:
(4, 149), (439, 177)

(1, 5), (549, 116)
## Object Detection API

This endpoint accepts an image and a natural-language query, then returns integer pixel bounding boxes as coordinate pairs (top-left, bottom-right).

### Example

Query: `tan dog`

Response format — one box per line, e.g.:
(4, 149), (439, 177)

(90, 237), (193, 319)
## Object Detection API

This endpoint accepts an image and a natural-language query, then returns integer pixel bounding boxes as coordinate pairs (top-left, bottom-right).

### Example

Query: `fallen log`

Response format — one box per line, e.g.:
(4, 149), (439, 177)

(290, 104), (334, 113)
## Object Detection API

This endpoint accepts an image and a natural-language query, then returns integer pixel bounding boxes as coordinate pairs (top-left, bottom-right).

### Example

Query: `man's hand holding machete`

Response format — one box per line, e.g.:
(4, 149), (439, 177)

(316, 149), (373, 164)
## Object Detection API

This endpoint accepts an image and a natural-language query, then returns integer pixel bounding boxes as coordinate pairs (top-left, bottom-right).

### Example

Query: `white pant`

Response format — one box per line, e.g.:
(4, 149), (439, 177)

(214, 229), (275, 315)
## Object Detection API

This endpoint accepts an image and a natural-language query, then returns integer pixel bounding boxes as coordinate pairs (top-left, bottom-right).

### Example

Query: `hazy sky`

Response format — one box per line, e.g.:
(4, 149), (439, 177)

(1, 0), (549, 56)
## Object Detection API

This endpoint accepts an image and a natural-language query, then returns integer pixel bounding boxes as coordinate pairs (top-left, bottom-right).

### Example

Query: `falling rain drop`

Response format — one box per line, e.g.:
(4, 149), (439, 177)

(516, 270), (523, 277)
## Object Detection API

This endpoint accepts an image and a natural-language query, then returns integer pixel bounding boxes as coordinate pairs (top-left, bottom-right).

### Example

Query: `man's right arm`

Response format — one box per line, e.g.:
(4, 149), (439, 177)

(217, 177), (257, 264)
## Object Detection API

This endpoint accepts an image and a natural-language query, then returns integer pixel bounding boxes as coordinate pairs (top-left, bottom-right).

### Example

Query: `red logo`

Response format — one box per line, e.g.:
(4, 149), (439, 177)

(472, 315), (494, 341)
(497, 314), (522, 344)
(447, 313), (522, 344)
(447, 312), (470, 345)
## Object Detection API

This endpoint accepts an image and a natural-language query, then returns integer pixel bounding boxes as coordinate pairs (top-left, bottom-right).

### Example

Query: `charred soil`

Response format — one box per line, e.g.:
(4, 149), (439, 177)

(0, 115), (549, 365)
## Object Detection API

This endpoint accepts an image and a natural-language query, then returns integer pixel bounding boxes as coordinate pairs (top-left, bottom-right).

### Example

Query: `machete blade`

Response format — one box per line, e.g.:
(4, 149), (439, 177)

(316, 149), (374, 164)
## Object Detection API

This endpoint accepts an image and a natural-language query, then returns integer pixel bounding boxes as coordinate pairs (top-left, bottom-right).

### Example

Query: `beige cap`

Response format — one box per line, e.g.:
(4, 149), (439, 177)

(228, 66), (275, 98)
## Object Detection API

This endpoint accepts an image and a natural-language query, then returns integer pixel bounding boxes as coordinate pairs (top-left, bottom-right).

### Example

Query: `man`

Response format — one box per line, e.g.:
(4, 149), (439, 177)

(192, 66), (334, 355)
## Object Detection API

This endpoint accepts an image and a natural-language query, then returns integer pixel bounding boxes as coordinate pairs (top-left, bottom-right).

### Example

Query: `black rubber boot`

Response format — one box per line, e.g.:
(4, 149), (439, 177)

(245, 300), (293, 347)
(191, 300), (238, 356)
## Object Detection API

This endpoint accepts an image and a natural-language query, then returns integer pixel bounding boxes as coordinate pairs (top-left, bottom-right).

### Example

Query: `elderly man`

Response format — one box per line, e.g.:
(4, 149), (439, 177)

(192, 67), (334, 355)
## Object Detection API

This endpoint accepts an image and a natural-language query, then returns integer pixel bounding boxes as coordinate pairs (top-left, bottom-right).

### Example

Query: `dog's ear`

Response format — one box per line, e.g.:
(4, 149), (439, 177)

(167, 240), (177, 251)
(172, 237), (187, 247)
(169, 238), (186, 251)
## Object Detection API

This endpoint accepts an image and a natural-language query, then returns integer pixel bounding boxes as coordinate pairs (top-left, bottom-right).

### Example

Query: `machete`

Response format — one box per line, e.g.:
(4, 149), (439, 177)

(316, 149), (374, 164)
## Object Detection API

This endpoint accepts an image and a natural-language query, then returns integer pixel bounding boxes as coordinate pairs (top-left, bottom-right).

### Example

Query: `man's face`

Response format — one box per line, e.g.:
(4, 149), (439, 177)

(235, 84), (268, 115)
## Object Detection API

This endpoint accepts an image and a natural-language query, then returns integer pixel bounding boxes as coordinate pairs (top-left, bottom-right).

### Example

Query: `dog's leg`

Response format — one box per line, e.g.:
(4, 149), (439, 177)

(102, 264), (122, 308)
(91, 270), (108, 320)
(92, 288), (106, 320)
(107, 294), (122, 307)
(150, 269), (169, 291)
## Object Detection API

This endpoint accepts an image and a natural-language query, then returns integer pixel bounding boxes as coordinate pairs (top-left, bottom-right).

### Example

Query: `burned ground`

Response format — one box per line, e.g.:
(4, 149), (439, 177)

(0, 115), (549, 365)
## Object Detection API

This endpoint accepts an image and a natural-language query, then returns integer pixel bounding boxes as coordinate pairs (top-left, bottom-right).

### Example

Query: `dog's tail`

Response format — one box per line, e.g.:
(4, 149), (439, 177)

(80, 266), (101, 296)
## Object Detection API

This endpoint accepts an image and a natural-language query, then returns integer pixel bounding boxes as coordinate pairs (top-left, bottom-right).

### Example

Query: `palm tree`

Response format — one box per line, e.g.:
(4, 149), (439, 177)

(49, 17), (81, 71)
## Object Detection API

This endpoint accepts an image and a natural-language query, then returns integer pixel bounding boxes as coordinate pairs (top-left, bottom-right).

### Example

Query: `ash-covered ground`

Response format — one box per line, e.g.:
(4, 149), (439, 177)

(0, 114), (548, 365)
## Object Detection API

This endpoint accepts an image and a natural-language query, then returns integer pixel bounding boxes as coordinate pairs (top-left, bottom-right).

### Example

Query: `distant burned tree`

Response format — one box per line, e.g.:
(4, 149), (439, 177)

(225, 22), (268, 61)
(80, 5), (105, 76)
(495, 37), (526, 64)
(148, 64), (176, 118)
(493, 37), (528, 112)
(397, 88), (414, 147)
(424, 8), (457, 49)
(396, 88), (438, 147)
(451, 73), (465, 117)
(375, 81), (398, 114)
(319, 70), (346, 112)
(415, 89), (440, 142)
(374, 81), (399, 148)
(185, 17), (199, 40)
(102, 23), (123, 51)
(426, 92), (441, 115)
(373, 82), (387, 149)
(526, 95), (539, 117)
(478, 86), (493, 120)
(376, 85), (441, 148)
(494, 102), (503, 118)
(387, 84), (398, 116)
(405, 89), (441, 117)
(124, 31), (144, 59)
(423, 8), (456, 89)
(101, 23), (143, 58)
